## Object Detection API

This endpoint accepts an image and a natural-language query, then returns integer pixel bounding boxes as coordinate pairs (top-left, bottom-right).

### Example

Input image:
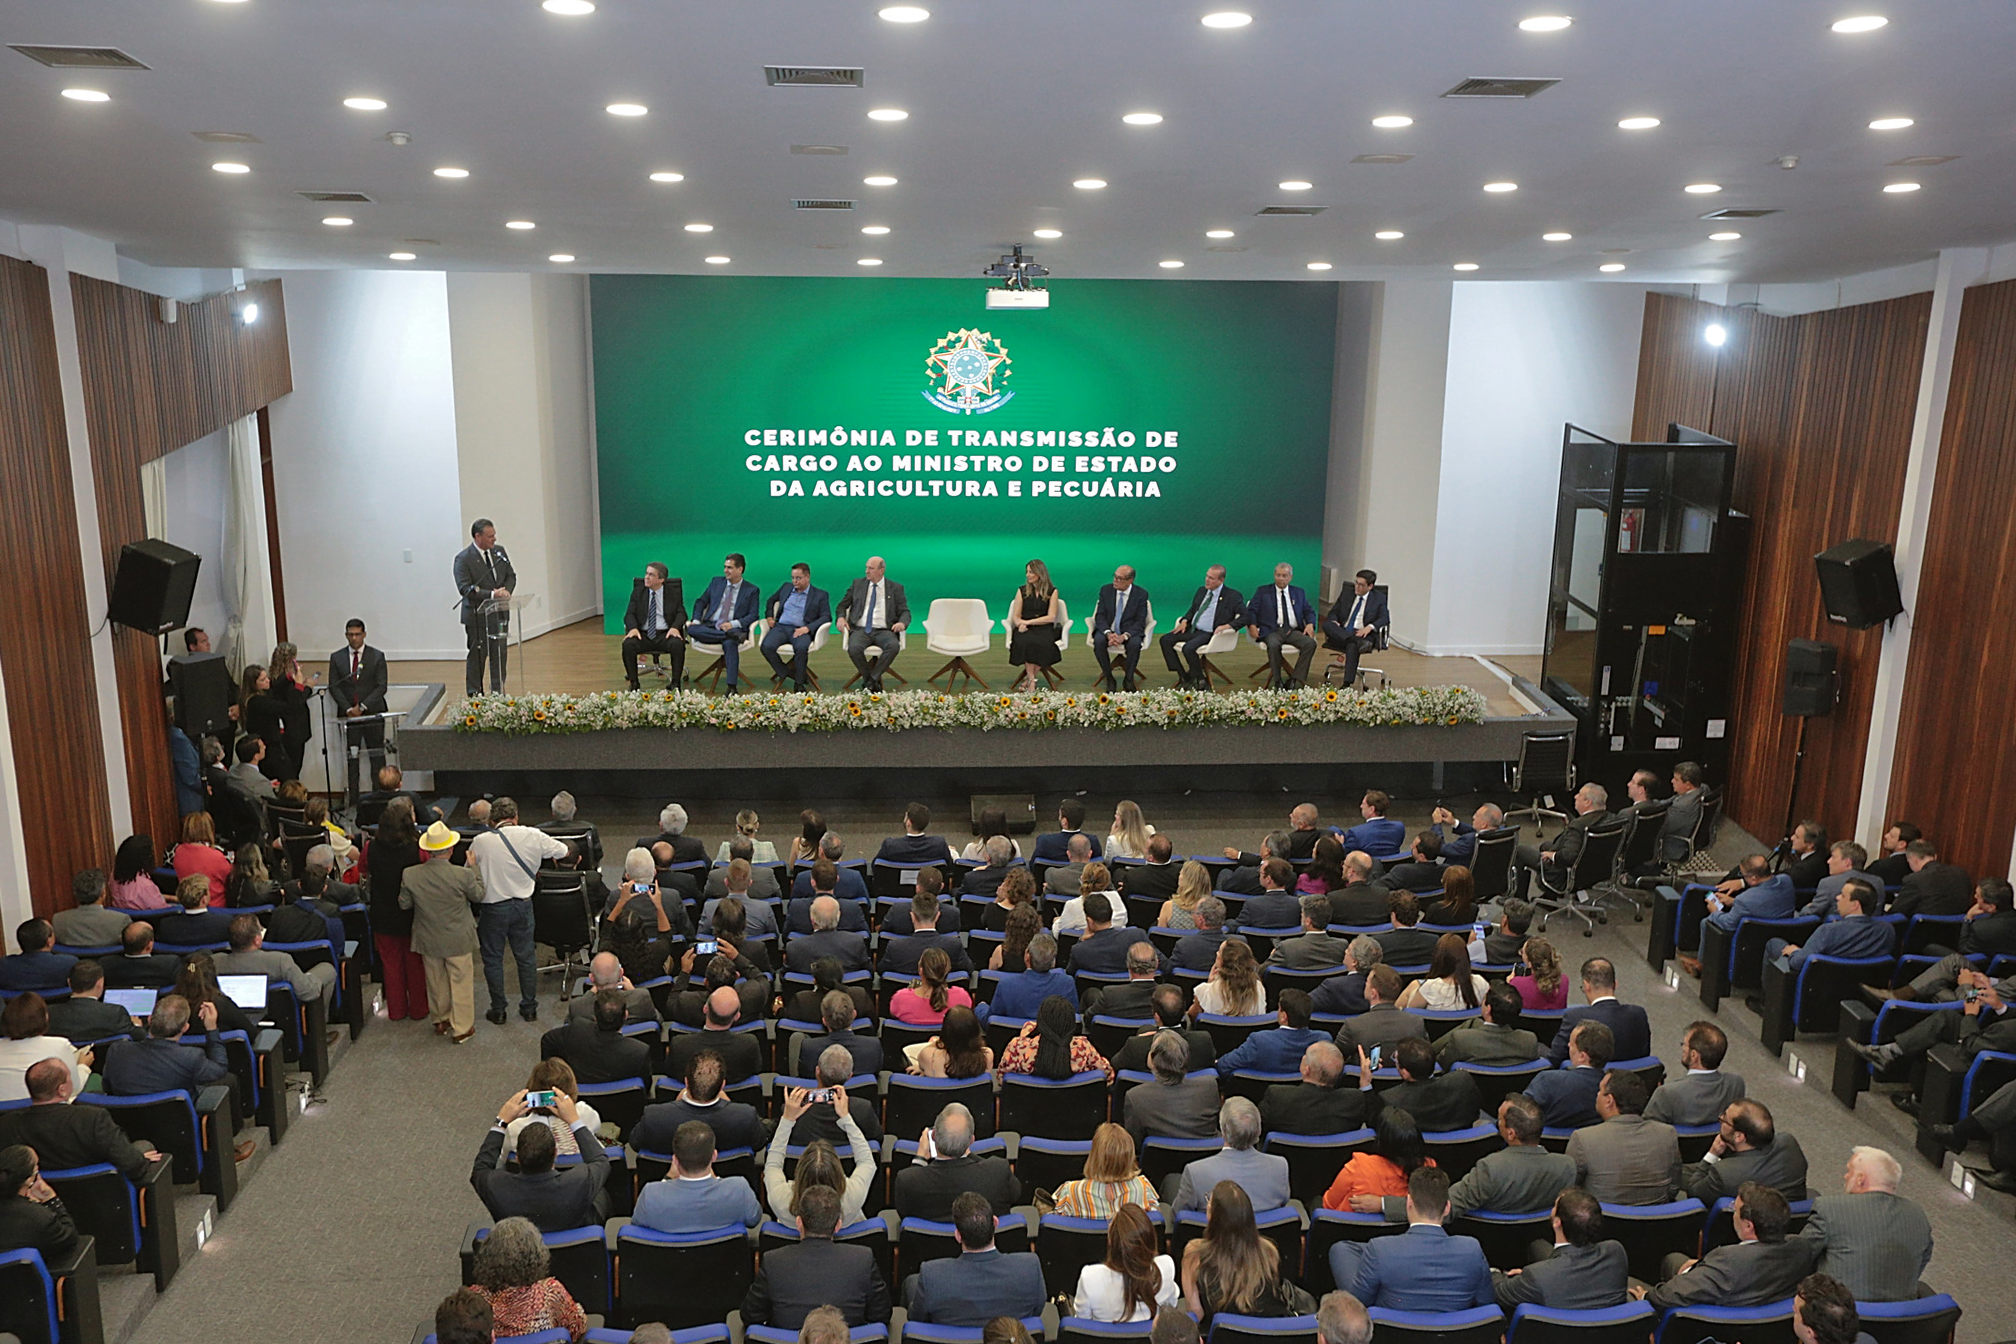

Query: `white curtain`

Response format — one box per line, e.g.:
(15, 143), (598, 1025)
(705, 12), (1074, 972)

(218, 413), (277, 680)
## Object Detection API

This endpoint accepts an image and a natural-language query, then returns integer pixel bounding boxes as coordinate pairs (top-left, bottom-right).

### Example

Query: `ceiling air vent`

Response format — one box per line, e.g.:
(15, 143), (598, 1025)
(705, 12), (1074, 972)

(193, 131), (261, 144)
(1442, 76), (1559, 99)
(1352, 154), (1413, 165)
(1698, 207), (1781, 220)
(10, 44), (150, 69)
(791, 144), (849, 155)
(298, 190), (374, 203)
(793, 199), (856, 211)
(1208, 246), (1249, 253)
(1889, 155), (1958, 167)
(1254, 206), (1325, 217)
(765, 65), (865, 87)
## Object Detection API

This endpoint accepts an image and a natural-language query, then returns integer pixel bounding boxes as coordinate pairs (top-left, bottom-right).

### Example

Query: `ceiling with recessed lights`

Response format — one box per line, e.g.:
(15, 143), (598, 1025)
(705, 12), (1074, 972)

(0, 0), (2010, 283)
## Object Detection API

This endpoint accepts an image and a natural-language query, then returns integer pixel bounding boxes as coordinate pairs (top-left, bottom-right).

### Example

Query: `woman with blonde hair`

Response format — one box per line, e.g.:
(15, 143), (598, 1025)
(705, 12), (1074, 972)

(1007, 558), (1062, 693)
(1193, 938), (1266, 1016)
(503, 1058), (603, 1158)
(1074, 1201), (1179, 1321)
(1157, 860), (1212, 930)
(714, 808), (778, 863)
(1051, 1122), (1159, 1217)
(1511, 935), (1569, 1010)
(1105, 800), (1156, 861)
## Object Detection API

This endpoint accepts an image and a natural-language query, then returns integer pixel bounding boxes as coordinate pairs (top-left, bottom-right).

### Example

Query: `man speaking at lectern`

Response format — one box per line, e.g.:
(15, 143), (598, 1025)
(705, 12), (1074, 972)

(455, 518), (517, 697)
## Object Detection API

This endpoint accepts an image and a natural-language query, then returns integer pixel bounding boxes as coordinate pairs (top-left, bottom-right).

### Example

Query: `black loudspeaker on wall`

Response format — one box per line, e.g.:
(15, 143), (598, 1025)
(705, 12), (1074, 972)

(167, 653), (233, 740)
(107, 539), (202, 634)
(1783, 639), (1838, 717)
(1815, 538), (1904, 629)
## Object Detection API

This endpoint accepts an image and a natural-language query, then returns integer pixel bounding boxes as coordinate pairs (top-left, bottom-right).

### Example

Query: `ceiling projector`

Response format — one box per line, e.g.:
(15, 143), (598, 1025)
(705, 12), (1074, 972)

(985, 245), (1049, 309)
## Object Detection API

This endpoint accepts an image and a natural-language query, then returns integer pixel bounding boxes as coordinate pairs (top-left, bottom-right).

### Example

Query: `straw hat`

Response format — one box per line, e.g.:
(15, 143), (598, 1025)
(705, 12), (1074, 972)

(420, 821), (459, 852)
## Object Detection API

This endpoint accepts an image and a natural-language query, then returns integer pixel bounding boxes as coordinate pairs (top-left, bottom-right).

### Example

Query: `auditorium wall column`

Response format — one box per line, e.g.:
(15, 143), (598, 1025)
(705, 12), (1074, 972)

(1852, 247), (1994, 848)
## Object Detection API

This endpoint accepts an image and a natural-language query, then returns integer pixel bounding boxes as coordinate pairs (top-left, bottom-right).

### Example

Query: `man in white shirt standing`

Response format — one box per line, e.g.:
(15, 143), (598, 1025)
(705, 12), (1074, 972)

(838, 556), (910, 693)
(468, 796), (569, 1024)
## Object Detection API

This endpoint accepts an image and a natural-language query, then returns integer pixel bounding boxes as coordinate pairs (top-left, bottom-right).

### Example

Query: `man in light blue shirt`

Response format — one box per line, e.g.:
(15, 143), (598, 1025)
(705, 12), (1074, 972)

(761, 562), (833, 692)
(985, 932), (1077, 1021)
(631, 1119), (763, 1232)
(1769, 878), (1895, 973)
(1704, 855), (1796, 934)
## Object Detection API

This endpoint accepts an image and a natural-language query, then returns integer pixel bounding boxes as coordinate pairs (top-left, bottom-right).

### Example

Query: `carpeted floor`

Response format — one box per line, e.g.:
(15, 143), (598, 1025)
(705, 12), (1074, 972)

(120, 793), (2016, 1344)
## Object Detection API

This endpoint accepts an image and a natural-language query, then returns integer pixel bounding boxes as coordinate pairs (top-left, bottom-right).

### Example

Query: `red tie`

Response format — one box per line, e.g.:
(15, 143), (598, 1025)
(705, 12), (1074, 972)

(352, 651), (360, 679)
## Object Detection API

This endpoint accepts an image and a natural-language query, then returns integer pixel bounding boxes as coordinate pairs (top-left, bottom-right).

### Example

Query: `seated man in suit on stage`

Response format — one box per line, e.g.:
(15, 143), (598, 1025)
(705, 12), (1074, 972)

(1515, 783), (1612, 899)
(1322, 568), (1389, 688)
(902, 1190), (1047, 1327)
(1247, 562), (1319, 691)
(837, 555), (908, 693)
(1090, 564), (1152, 691)
(1170, 1096), (1291, 1212)
(1680, 1098), (1809, 1203)
(1529, 1020), (1614, 1129)
(740, 1186), (892, 1329)
(1644, 1021), (1745, 1126)
(622, 562), (687, 691)
(1640, 1182), (1812, 1310)
(1547, 958), (1652, 1064)
(685, 552), (761, 694)
(1568, 1069), (1680, 1205)
(875, 802), (954, 866)
(1158, 563), (1244, 691)
(1342, 1165), (1494, 1312)
(1262, 1040), (1382, 1136)
(1494, 1187), (1631, 1310)
(1643, 760), (1707, 874)
(761, 562), (832, 692)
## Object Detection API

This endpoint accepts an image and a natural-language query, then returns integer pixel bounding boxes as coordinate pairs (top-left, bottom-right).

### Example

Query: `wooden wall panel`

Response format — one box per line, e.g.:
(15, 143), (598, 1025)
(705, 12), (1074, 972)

(71, 275), (292, 852)
(1886, 278), (2016, 878)
(1630, 290), (1927, 847)
(0, 257), (117, 918)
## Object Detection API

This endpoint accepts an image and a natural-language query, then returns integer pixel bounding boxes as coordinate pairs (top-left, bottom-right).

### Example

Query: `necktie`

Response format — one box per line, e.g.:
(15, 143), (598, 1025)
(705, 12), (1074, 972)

(1113, 590), (1126, 628)
(649, 590), (661, 636)
(1278, 587), (1289, 627)
(865, 584), (878, 630)
(718, 583), (735, 625)
(482, 550), (494, 581)
(351, 651), (360, 679)
(1349, 594), (1365, 630)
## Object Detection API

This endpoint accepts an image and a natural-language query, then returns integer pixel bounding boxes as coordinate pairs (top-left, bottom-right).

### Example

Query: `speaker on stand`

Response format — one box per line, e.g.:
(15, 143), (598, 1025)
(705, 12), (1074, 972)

(1778, 638), (1838, 860)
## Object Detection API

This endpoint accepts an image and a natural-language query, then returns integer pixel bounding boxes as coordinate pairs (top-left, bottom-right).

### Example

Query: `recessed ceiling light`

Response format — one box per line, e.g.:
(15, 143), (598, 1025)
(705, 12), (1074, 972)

(61, 88), (110, 102)
(684, 223), (714, 232)
(1159, 260), (1185, 269)
(1201, 12), (1253, 28)
(1306, 262), (1333, 271)
(1279, 180), (1314, 191)
(1518, 15), (1573, 31)
(1831, 15), (1887, 33)
(543, 0), (596, 13)
(1371, 115), (1414, 129)
(389, 251), (417, 261)
(1542, 231), (1573, 241)
(343, 96), (387, 111)
(1868, 117), (1914, 130)
(1374, 230), (1405, 240)
(606, 103), (648, 117)
(548, 253), (576, 262)
(1483, 181), (1518, 192)
(1122, 112), (1164, 126)
(506, 220), (536, 230)
(434, 166), (469, 178)
(1599, 262), (1627, 272)
(1206, 229), (1236, 239)
(1074, 178), (1107, 189)
(704, 256), (730, 264)
(858, 258), (883, 266)
(1883, 181), (1921, 192)
(1452, 263), (1480, 271)
(1708, 231), (1742, 241)
(867, 108), (909, 121)
(1032, 228), (1062, 239)
(1683, 182), (1721, 193)
(212, 161), (251, 174)
(863, 175), (898, 186)
(648, 171), (684, 183)
(1617, 116), (1661, 130)
(322, 216), (353, 227)
(862, 225), (892, 235)
(879, 5), (930, 20)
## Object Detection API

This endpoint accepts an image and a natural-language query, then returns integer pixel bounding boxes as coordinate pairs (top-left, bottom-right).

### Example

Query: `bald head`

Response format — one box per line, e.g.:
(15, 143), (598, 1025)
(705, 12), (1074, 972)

(589, 952), (623, 988)
(705, 985), (741, 1028)
(811, 895), (840, 931)
(1302, 1041), (1344, 1088)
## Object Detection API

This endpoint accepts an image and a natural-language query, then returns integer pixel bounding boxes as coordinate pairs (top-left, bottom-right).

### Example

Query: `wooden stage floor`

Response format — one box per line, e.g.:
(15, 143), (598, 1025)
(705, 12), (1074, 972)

(310, 618), (1543, 722)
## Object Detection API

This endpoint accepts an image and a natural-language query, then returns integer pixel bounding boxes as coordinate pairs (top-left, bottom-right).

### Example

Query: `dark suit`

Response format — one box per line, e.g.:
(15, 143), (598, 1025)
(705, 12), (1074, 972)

(879, 931), (971, 980)
(0, 1192), (79, 1258)
(1334, 1004), (1428, 1059)
(632, 1097), (766, 1156)
(1383, 1071), (1485, 1133)
(539, 1020), (651, 1084)
(904, 1248), (1047, 1327)
(0, 951), (75, 993)
(1159, 583), (1245, 684)
(742, 1236), (892, 1328)
(1067, 925), (1153, 976)
(326, 640), (391, 791)
(1122, 1075), (1220, 1146)
(1329, 884), (1392, 928)
(762, 582), (834, 690)
(1120, 862), (1181, 901)
(99, 952), (180, 991)
(792, 1096), (884, 1148)
(102, 1034), (229, 1096)
(1083, 978), (1159, 1021)
(1112, 1028), (1215, 1075)
(1311, 971), (1369, 1017)
(666, 1028), (764, 1085)
(1494, 1241), (1629, 1310)
(156, 909), (233, 949)
(1547, 998), (1653, 1065)
(893, 1153), (1023, 1221)
(687, 577), (763, 689)
(1373, 925), (1440, 967)
(1261, 1081), (1382, 1136)
(1269, 930), (1350, 971)
(786, 928), (871, 974)
(453, 541), (517, 695)
(839, 577), (910, 689)
(1033, 830), (1104, 864)
(1526, 1064), (1604, 1129)
(796, 1029), (884, 1080)
(1247, 583), (1318, 687)
(0, 1102), (152, 1178)
(790, 867), (872, 905)
(961, 864), (1018, 898)
(1236, 889), (1303, 931)
(1518, 809), (1610, 895)
(469, 1124), (608, 1231)
(1893, 861), (1972, 918)
(1322, 586), (1391, 685)
(1089, 582), (1152, 687)
(622, 579), (689, 687)
(44, 995), (142, 1044)
(1679, 1133), (1809, 1204)
(1172, 929), (1236, 973)
(1961, 909), (2016, 959)
(786, 895), (868, 936)
(1646, 1237), (1815, 1310)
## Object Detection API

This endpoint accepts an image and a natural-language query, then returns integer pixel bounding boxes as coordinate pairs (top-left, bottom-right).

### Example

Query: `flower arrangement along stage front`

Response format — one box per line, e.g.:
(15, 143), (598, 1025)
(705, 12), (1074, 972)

(453, 684), (1489, 737)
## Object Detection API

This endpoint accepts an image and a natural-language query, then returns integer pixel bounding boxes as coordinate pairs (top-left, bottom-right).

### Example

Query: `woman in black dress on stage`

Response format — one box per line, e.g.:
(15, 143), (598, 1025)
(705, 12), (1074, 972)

(238, 665), (289, 779)
(1007, 558), (1062, 692)
(266, 643), (314, 781)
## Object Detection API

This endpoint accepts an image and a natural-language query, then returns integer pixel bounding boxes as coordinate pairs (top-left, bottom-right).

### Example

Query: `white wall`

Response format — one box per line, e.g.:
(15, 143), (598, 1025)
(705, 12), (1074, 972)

(1421, 282), (1650, 655)
(263, 269), (468, 659)
(157, 428), (232, 640)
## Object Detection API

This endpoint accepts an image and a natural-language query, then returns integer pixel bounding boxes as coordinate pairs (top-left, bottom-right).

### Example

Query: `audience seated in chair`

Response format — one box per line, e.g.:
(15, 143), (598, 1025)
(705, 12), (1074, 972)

(1380, 1036), (1485, 1134)
(1639, 1182), (1811, 1310)
(1643, 1021), (1744, 1126)
(902, 1190), (1047, 1326)
(893, 1101), (1022, 1221)
(1566, 1068), (1680, 1205)
(1796, 1146), (1932, 1303)
(1267, 895), (1351, 971)
(470, 1088), (609, 1232)
(1371, 1093), (1575, 1221)
(668, 986), (765, 1083)
(44, 958), (142, 1045)
(1371, 891), (1439, 968)
(1261, 1040), (1380, 1137)
(1169, 1095), (1290, 1212)
(636, 1047), (766, 1155)
(0, 1057), (158, 1178)
(741, 1183), (892, 1328)
(1215, 988), (1327, 1077)
(632, 1118), (763, 1232)
(540, 987), (652, 1084)
(1171, 896), (1240, 974)
(1527, 1020), (1613, 1130)
(1492, 1187), (1630, 1310)
(567, 952), (658, 1027)
(1181, 1180), (1308, 1328)
(1113, 985), (1215, 1074)
(1123, 1030), (1219, 1146)
(794, 1045), (886, 1147)
(764, 1083), (878, 1225)
(1436, 983), (1541, 1067)
(1336, 1164), (1494, 1312)
(1333, 964), (1425, 1059)
(1679, 1098), (1809, 1203)
(1051, 1121), (1160, 1217)
(467, 1218), (588, 1341)
(1546, 959), (1650, 1065)
(796, 989), (885, 1079)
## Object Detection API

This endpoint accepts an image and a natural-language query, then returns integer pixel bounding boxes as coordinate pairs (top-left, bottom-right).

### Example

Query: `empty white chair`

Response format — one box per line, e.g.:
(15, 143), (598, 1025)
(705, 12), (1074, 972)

(924, 598), (995, 690)
(1035, 596), (1073, 688)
